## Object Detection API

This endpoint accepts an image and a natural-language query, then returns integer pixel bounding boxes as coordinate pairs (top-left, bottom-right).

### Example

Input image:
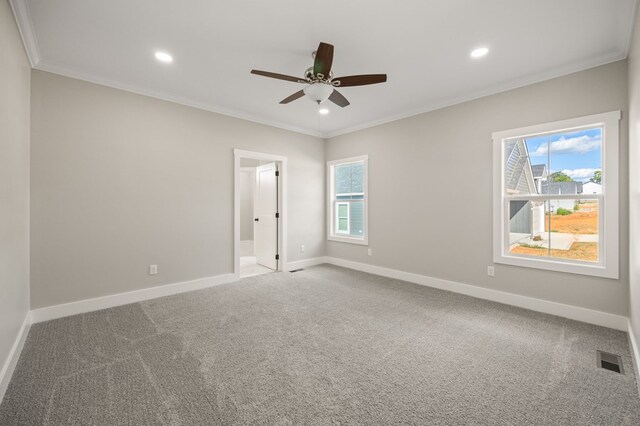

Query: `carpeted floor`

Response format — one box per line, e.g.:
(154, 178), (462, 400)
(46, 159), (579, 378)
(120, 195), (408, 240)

(1, 264), (640, 425)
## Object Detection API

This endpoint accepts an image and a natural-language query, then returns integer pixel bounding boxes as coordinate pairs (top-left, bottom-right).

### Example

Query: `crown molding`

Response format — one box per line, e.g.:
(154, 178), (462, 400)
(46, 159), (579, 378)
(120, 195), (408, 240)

(324, 50), (627, 139)
(9, 0), (41, 67)
(34, 60), (325, 139)
(13, 0), (631, 140)
(38, 47), (626, 142)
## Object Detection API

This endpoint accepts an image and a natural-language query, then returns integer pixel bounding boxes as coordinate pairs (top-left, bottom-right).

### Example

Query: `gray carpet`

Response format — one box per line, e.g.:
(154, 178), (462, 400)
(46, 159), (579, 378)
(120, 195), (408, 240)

(1, 264), (640, 425)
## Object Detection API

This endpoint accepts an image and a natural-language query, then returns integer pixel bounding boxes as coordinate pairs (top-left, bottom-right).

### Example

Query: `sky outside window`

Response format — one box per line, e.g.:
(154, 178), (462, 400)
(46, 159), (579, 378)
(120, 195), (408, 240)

(525, 127), (602, 183)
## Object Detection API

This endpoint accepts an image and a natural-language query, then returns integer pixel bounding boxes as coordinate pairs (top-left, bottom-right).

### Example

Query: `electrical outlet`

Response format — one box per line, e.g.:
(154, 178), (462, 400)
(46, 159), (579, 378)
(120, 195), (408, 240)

(368, 248), (372, 256)
(300, 245), (305, 253)
(149, 264), (158, 275)
(487, 265), (495, 277)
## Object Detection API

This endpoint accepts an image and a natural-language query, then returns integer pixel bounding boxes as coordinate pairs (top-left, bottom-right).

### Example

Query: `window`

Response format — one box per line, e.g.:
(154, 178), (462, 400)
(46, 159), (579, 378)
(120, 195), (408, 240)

(328, 156), (368, 245)
(492, 111), (619, 278)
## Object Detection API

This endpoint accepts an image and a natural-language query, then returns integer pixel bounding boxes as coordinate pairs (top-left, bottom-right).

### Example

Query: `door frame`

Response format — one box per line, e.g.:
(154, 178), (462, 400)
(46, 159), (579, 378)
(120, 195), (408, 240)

(233, 149), (287, 278)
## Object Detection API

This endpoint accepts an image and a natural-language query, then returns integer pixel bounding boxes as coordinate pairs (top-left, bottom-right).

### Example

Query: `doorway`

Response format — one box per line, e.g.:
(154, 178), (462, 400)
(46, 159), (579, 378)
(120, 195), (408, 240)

(234, 149), (287, 278)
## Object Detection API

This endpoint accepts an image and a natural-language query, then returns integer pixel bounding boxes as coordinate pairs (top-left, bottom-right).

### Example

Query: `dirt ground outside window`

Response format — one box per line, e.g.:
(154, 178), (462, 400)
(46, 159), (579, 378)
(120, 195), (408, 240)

(511, 202), (599, 261)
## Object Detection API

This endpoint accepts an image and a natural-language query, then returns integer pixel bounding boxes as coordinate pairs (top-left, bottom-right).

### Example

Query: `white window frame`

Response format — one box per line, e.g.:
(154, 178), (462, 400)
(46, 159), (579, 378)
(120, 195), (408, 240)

(492, 111), (619, 279)
(327, 155), (369, 245)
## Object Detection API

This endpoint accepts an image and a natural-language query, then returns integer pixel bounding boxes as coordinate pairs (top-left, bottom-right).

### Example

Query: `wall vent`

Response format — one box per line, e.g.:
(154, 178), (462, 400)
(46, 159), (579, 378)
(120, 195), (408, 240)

(596, 350), (624, 374)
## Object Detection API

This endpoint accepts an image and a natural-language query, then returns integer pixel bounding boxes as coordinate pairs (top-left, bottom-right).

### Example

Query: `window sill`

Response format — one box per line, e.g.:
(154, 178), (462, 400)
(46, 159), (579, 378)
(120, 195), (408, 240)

(328, 235), (369, 246)
(494, 254), (618, 279)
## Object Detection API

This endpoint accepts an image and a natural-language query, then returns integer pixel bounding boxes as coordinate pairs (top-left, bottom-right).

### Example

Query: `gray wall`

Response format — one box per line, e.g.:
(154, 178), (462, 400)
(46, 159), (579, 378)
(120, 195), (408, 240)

(0, 0), (30, 380)
(326, 60), (629, 316)
(629, 5), (640, 349)
(240, 169), (255, 241)
(31, 70), (325, 308)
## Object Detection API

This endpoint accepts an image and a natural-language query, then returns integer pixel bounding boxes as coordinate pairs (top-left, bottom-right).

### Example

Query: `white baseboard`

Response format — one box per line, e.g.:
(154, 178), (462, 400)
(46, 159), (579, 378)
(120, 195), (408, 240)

(30, 256), (330, 323)
(31, 274), (237, 323)
(324, 257), (628, 331)
(628, 320), (640, 396)
(0, 312), (31, 404)
(285, 256), (328, 271)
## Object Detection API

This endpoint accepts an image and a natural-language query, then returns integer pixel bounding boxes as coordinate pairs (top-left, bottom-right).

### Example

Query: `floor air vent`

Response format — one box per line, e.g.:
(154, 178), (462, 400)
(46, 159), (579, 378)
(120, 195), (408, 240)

(289, 268), (304, 273)
(596, 350), (624, 374)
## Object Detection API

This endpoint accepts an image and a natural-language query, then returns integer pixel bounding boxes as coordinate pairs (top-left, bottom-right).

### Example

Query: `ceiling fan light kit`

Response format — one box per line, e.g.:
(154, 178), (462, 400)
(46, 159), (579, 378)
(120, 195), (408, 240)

(303, 83), (334, 104)
(251, 42), (387, 109)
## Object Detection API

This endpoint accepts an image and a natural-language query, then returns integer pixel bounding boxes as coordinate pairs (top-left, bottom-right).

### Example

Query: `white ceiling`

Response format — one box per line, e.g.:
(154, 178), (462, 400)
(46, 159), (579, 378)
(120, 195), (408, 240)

(12, 0), (638, 137)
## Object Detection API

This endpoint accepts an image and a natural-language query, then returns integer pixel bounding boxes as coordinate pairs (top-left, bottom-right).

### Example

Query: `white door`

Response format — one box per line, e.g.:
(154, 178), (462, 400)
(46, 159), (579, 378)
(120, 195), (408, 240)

(255, 162), (278, 270)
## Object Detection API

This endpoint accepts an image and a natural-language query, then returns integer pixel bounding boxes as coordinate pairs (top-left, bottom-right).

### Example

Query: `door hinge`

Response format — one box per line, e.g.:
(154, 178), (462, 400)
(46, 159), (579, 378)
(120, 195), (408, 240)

(275, 170), (280, 177)
(275, 212), (280, 218)
(275, 254), (280, 260)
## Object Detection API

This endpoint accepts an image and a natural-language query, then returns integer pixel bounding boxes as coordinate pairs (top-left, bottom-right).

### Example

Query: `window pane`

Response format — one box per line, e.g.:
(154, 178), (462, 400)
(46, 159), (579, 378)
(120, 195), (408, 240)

(508, 199), (549, 258)
(549, 128), (602, 197)
(350, 162), (364, 194)
(334, 161), (365, 197)
(505, 137), (540, 196)
(349, 200), (365, 237)
(335, 164), (352, 195)
(524, 135), (549, 195)
(337, 204), (348, 218)
(548, 199), (599, 263)
(337, 218), (348, 232)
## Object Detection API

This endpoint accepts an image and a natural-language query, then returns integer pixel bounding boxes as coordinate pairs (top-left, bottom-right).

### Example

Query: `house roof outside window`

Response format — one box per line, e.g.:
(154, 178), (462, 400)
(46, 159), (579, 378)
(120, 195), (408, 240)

(541, 181), (584, 195)
(531, 164), (548, 179)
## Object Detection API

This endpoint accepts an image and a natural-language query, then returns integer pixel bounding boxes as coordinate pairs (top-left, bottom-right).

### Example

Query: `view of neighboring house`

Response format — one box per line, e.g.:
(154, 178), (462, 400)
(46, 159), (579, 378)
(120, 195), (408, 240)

(583, 181), (602, 194)
(506, 138), (600, 242)
(506, 139), (545, 236)
(542, 181), (584, 212)
(531, 164), (547, 193)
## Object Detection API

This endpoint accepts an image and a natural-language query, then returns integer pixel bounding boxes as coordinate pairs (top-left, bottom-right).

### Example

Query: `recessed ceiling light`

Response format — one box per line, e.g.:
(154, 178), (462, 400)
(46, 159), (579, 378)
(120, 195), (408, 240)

(154, 51), (173, 63)
(470, 47), (489, 58)
(319, 107), (330, 115)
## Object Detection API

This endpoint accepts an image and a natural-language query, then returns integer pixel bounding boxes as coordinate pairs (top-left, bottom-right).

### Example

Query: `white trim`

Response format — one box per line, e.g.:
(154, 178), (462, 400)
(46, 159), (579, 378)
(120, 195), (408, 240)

(323, 257), (628, 331)
(628, 320), (640, 397)
(8, 0), (41, 67)
(328, 233), (368, 245)
(623, 0), (640, 58)
(324, 51), (626, 139)
(34, 60), (324, 138)
(285, 256), (328, 271)
(234, 149), (287, 278)
(30, 274), (237, 323)
(33, 48), (625, 140)
(327, 155), (369, 245)
(0, 312), (31, 404)
(492, 111), (620, 279)
(491, 111), (621, 141)
(8, 0), (629, 140)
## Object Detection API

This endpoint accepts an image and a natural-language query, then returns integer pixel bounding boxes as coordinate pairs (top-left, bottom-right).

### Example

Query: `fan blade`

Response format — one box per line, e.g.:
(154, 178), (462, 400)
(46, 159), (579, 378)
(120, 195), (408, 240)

(251, 69), (304, 83)
(328, 90), (350, 107)
(333, 74), (387, 87)
(279, 90), (305, 104)
(313, 42), (334, 78)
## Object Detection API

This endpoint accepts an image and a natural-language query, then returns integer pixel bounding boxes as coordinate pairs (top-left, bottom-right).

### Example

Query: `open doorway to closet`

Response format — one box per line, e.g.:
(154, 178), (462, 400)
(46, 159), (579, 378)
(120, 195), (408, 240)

(234, 149), (287, 278)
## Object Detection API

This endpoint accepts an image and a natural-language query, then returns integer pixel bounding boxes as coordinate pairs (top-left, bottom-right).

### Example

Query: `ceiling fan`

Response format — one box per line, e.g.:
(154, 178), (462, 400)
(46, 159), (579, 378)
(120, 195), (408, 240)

(250, 42), (387, 108)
